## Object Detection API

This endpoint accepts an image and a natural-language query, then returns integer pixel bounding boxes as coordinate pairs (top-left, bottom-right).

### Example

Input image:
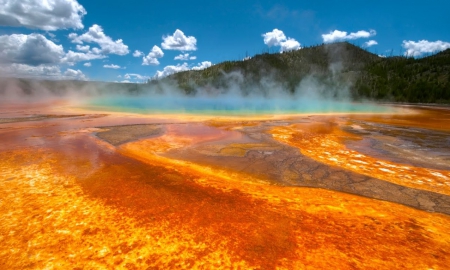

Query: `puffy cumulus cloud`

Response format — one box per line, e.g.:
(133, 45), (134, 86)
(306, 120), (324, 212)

(63, 68), (86, 80)
(0, 0), (86, 31)
(262, 29), (286, 47)
(103, 64), (121, 69)
(154, 63), (189, 79)
(322, 29), (376, 43)
(61, 50), (106, 66)
(153, 61), (212, 79)
(142, 45), (164, 66)
(69, 24), (129, 55)
(174, 53), (189, 60)
(364, 40), (378, 47)
(174, 53), (197, 61)
(262, 29), (301, 52)
(402, 40), (450, 57)
(76, 44), (90, 52)
(161, 29), (197, 51)
(280, 38), (301, 52)
(0, 33), (64, 66)
(133, 50), (143, 57)
(83, 62), (91, 67)
(191, 61), (212, 70)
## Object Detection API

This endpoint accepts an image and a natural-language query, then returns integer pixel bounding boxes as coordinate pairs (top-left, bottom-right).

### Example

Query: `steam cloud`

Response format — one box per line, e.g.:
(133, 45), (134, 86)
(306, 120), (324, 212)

(0, 60), (384, 115)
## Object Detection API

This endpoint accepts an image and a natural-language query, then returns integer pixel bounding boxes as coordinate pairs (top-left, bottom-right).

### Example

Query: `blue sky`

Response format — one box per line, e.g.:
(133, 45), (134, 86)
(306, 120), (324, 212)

(0, 0), (449, 83)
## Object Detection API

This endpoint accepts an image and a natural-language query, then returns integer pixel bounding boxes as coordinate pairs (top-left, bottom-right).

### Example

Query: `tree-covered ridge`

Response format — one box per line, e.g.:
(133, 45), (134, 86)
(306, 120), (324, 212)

(357, 49), (450, 102)
(167, 42), (450, 103)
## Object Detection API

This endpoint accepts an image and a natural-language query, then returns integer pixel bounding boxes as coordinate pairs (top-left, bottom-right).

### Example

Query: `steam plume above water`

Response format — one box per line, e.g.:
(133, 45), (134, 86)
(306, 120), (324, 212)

(87, 95), (390, 115)
(0, 72), (392, 115)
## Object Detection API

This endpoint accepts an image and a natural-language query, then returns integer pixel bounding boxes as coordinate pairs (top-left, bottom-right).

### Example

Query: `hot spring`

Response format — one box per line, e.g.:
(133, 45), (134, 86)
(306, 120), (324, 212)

(85, 95), (393, 115)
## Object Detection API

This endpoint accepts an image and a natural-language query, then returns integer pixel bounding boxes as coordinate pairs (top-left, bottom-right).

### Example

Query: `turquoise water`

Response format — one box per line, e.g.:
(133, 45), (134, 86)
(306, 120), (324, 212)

(86, 96), (392, 115)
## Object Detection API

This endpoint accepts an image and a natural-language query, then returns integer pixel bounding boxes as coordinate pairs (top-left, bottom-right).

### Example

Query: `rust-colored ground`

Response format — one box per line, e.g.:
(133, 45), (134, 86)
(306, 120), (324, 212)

(271, 120), (450, 196)
(0, 103), (450, 269)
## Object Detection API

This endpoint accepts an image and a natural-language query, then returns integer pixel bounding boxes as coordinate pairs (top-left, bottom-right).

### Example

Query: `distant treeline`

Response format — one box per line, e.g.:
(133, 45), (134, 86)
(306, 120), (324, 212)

(167, 42), (450, 103)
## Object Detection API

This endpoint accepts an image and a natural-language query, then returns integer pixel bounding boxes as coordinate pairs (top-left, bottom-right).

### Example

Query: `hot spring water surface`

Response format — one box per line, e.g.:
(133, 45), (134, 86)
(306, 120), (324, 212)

(86, 96), (392, 115)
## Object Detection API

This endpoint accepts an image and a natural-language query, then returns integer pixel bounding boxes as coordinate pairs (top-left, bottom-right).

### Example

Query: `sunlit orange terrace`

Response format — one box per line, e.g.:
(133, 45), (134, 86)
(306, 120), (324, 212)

(1, 102), (450, 269)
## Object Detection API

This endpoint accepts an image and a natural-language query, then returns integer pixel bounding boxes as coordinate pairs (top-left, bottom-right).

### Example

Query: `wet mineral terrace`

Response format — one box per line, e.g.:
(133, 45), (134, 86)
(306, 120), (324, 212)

(1, 102), (450, 269)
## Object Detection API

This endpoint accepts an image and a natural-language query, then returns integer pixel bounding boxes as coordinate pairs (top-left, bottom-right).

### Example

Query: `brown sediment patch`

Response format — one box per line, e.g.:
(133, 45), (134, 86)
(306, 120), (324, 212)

(353, 106), (450, 132)
(95, 124), (163, 146)
(0, 114), (87, 124)
(271, 121), (450, 196)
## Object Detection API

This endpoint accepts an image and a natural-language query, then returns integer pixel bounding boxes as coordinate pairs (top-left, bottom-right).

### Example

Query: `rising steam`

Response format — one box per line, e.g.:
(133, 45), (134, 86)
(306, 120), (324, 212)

(0, 55), (388, 114)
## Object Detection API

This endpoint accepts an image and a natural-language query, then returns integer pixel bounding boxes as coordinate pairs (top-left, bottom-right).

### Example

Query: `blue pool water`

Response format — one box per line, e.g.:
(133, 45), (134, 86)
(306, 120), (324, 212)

(86, 96), (392, 115)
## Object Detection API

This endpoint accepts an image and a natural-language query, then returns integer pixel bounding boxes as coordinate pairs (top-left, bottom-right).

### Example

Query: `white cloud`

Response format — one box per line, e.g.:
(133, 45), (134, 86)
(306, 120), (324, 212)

(364, 40), (378, 47)
(280, 38), (301, 52)
(322, 29), (376, 43)
(262, 29), (301, 52)
(76, 44), (90, 52)
(262, 29), (287, 47)
(69, 24), (129, 55)
(0, 0), (86, 31)
(0, 33), (64, 66)
(174, 53), (197, 61)
(153, 61), (212, 79)
(103, 64), (121, 69)
(142, 45), (164, 65)
(64, 68), (86, 80)
(83, 62), (91, 67)
(402, 40), (450, 57)
(154, 63), (189, 79)
(61, 50), (106, 65)
(133, 50), (144, 57)
(191, 61), (212, 70)
(174, 53), (189, 60)
(123, 73), (149, 82)
(161, 29), (197, 51)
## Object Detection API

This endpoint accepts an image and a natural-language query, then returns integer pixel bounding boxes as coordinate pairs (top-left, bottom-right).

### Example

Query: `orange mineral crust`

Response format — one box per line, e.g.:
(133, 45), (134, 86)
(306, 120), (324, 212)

(1, 105), (450, 269)
(1, 142), (450, 269)
(271, 121), (450, 196)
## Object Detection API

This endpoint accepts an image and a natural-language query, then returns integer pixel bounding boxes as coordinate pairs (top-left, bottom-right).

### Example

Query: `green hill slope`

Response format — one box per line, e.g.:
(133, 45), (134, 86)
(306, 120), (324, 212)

(167, 42), (450, 103)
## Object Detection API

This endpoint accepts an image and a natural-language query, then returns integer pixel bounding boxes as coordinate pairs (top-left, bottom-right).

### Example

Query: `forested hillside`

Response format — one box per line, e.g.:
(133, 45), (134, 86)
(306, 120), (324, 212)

(167, 42), (450, 103)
